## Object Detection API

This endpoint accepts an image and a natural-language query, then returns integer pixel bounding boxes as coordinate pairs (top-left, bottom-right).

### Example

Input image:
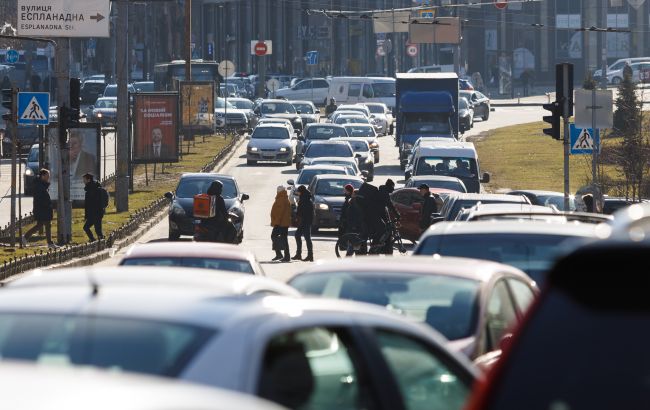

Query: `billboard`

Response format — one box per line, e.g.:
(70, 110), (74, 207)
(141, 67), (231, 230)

(180, 81), (215, 134)
(133, 93), (179, 164)
(47, 123), (101, 201)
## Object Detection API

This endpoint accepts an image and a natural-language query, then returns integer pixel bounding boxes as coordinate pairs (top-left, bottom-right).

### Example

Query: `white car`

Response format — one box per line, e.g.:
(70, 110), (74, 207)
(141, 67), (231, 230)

(363, 102), (394, 135)
(274, 78), (330, 105)
(0, 268), (479, 410)
(257, 117), (296, 135)
(214, 97), (248, 129)
(246, 123), (297, 165)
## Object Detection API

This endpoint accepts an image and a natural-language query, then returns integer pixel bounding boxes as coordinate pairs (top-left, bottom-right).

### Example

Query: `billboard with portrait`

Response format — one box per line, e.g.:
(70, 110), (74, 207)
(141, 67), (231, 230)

(46, 123), (101, 201)
(133, 93), (179, 164)
(180, 81), (215, 134)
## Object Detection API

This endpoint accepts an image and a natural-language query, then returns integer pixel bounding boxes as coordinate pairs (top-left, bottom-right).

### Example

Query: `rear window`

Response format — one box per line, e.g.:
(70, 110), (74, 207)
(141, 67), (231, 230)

(307, 126), (348, 140)
(252, 127), (290, 140)
(175, 178), (237, 199)
(120, 257), (254, 274)
(305, 143), (353, 158)
(446, 199), (525, 220)
(315, 179), (362, 196)
(297, 168), (346, 185)
(0, 313), (214, 377)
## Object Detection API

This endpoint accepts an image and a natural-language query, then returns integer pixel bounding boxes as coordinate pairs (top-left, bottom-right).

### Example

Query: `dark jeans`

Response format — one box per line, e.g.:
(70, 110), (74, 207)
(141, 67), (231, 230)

(272, 226), (290, 255)
(24, 220), (52, 244)
(83, 217), (104, 241)
(294, 223), (313, 253)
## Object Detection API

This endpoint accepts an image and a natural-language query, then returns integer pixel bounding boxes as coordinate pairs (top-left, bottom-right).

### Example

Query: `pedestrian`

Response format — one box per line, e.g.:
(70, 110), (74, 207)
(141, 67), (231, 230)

(270, 185), (291, 262)
(22, 169), (56, 248)
(342, 188), (367, 256)
(292, 185), (314, 262)
(339, 183), (355, 238)
(520, 70), (530, 97)
(82, 173), (106, 241)
(582, 194), (594, 213)
(204, 180), (229, 241)
(418, 184), (439, 231)
(325, 98), (338, 117)
(378, 179), (400, 222)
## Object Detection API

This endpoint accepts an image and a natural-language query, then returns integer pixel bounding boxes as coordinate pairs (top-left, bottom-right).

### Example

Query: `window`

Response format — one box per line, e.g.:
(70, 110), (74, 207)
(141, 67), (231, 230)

(313, 80), (330, 89)
(252, 127), (290, 140)
(316, 179), (363, 196)
(485, 281), (518, 351)
(507, 279), (535, 313)
(375, 330), (470, 410)
(294, 80), (311, 90)
(348, 84), (362, 97)
(258, 327), (377, 410)
(120, 257), (255, 274)
(362, 84), (374, 98)
(175, 178), (238, 199)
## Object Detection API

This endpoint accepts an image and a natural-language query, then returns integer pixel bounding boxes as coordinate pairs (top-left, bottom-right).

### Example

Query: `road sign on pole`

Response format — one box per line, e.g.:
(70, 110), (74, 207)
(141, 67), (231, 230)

(570, 124), (599, 155)
(5, 49), (18, 64)
(495, 0), (508, 9)
(251, 40), (272, 56)
(17, 0), (110, 37)
(17, 92), (49, 125)
(306, 51), (319, 66)
(218, 60), (235, 77)
(574, 89), (613, 129)
(406, 44), (418, 57)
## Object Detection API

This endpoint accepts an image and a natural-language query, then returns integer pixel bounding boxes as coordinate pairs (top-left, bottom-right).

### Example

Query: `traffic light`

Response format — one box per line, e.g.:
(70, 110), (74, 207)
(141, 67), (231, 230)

(1, 88), (12, 110)
(70, 78), (81, 111)
(542, 101), (561, 140)
(555, 63), (574, 117)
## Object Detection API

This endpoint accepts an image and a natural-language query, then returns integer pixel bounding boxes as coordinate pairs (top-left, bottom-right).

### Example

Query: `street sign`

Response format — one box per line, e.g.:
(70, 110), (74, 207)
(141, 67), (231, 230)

(419, 9), (435, 18)
(218, 60), (235, 77)
(17, 92), (49, 125)
(495, 0), (508, 9)
(306, 51), (319, 66)
(266, 79), (281, 93)
(17, 0), (110, 37)
(255, 42), (267, 56)
(250, 40), (272, 56)
(406, 44), (418, 57)
(5, 49), (18, 64)
(574, 89), (614, 130)
(570, 124), (599, 155)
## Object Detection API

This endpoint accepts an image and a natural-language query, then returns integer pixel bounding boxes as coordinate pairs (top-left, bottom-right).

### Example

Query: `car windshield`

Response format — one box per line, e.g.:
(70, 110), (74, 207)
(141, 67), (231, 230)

(27, 148), (39, 162)
(336, 116), (368, 125)
(367, 105), (384, 114)
(0, 313), (214, 377)
(175, 178), (237, 199)
(103, 86), (117, 97)
(121, 257), (254, 274)
(416, 157), (478, 179)
(305, 144), (353, 158)
(231, 100), (253, 109)
(372, 82), (396, 97)
(297, 168), (346, 185)
(541, 195), (577, 211)
(403, 113), (452, 134)
(307, 126), (348, 140)
(293, 103), (315, 114)
(260, 102), (296, 114)
(215, 98), (236, 109)
(290, 272), (480, 340)
(315, 179), (362, 196)
(252, 127), (290, 140)
(416, 233), (584, 284)
(459, 98), (469, 109)
(134, 82), (154, 92)
(96, 99), (117, 109)
(340, 140), (369, 152)
(345, 125), (375, 137)
(408, 179), (466, 192)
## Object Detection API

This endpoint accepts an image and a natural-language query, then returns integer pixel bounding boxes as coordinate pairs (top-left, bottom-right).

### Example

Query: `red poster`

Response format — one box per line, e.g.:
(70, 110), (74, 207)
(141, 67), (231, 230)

(133, 93), (179, 163)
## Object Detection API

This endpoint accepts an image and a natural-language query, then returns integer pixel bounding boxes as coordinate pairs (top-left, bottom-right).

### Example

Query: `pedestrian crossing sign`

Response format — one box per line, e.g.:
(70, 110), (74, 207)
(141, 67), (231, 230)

(17, 92), (50, 125)
(569, 123), (599, 155)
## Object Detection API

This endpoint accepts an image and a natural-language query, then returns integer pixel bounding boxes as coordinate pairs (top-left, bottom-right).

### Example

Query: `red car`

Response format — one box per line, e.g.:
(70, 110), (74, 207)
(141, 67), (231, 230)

(390, 187), (457, 242)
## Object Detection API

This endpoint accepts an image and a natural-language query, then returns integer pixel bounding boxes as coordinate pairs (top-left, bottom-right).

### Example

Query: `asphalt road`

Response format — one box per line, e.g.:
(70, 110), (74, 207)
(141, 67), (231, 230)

(0, 130), (117, 228)
(97, 105), (544, 282)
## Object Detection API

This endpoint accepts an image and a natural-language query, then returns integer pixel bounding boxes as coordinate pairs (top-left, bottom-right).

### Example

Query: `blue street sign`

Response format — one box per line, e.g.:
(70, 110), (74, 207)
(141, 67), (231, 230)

(17, 92), (50, 125)
(570, 123), (599, 155)
(6, 49), (19, 64)
(306, 50), (319, 66)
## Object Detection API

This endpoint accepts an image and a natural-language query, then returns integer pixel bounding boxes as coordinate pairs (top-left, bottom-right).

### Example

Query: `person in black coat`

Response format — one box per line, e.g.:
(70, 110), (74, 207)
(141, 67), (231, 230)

(202, 180), (230, 242)
(292, 185), (314, 262)
(83, 173), (105, 241)
(419, 184), (439, 231)
(23, 169), (56, 247)
(378, 179), (400, 222)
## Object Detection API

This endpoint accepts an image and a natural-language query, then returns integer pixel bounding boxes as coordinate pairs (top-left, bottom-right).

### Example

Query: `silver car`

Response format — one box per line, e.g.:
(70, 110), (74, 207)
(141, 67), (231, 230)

(246, 124), (297, 165)
(364, 102), (394, 135)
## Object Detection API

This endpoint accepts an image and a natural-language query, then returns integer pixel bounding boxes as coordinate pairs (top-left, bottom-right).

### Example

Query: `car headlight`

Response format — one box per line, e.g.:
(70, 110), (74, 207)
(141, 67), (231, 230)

(402, 142), (413, 150)
(171, 203), (185, 216)
(279, 147), (288, 152)
(96, 112), (103, 118)
(248, 146), (258, 152)
(317, 203), (329, 210)
(25, 167), (34, 176)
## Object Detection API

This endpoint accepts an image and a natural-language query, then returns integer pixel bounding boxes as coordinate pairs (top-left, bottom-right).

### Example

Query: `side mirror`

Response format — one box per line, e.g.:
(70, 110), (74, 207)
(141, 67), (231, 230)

(287, 179), (295, 186)
(355, 153), (362, 158)
(164, 192), (174, 200)
(481, 172), (491, 183)
(241, 193), (250, 201)
(296, 110), (302, 114)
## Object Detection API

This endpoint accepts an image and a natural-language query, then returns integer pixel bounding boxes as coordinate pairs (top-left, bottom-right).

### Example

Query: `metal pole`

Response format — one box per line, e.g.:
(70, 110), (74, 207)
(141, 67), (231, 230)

(563, 63), (570, 211)
(9, 88), (17, 247)
(185, 0), (192, 81)
(591, 88), (598, 188)
(115, 0), (129, 212)
(55, 40), (71, 245)
(601, 0), (608, 90)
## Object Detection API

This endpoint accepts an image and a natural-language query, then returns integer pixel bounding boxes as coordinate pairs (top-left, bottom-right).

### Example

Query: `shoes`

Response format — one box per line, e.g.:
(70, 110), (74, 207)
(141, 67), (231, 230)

(281, 256), (291, 262)
(272, 253), (283, 261)
(291, 253), (302, 260)
(302, 253), (314, 262)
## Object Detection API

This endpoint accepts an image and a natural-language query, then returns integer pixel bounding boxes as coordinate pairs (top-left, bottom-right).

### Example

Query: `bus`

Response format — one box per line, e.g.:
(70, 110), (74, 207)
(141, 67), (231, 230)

(153, 60), (220, 91)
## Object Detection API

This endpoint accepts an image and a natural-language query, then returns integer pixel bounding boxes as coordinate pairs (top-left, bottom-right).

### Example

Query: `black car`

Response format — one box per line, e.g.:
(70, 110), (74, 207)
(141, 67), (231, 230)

(23, 144), (40, 196)
(165, 173), (249, 241)
(459, 97), (474, 133)
(334, 137), (375, 181)
(460, 90), (491, 121)
(253, 99), (303, 134)
(308, 175), (364, 231)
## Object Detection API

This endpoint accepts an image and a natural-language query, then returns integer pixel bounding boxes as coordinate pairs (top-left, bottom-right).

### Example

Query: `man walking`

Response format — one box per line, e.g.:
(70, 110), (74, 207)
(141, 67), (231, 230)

(292, 185), (314, 262)
(378, 179), (400, 222)
(22, 169), (56, 248)
(83, 173), (105, 241)
(419, 184), (439, 231)
(270, 185), (291, 262)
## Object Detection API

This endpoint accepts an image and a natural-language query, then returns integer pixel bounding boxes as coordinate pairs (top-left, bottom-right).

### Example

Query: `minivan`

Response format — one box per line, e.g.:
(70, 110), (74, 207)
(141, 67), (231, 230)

(327, 77), (396, 110)
(594, 57), (650, 84)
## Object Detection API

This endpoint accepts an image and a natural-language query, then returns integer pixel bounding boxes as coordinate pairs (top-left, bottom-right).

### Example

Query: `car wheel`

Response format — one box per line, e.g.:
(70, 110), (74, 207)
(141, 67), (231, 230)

(482, 109), (490, 121)
(168, 229), (181, 241)
(247, 159), (257, 166)
(312, 225), (319, 234)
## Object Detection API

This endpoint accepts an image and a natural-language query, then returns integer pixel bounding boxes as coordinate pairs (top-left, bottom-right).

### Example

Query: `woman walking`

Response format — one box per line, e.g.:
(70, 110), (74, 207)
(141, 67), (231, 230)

(270, 185), (291, 262)
(292, 185), (314, 262)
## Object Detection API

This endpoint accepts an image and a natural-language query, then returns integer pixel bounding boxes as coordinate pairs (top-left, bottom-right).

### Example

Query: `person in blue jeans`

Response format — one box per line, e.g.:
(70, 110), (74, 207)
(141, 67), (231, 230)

(292, 185), (314, 262)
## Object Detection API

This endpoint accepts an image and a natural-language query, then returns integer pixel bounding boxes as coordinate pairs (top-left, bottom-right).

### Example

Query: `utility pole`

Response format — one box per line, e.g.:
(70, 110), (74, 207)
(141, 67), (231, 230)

(55, 39), (71, 245)
(561, 63), (573, 212)
(185, 0), (192, 81)
(115, 0), (129, 212)
(9, 88), (17, 247)
(601, 0), (608, 90)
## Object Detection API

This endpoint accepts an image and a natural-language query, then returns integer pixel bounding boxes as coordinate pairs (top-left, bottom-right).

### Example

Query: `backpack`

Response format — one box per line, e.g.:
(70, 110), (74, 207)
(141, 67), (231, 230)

(100, 186), (110, 209)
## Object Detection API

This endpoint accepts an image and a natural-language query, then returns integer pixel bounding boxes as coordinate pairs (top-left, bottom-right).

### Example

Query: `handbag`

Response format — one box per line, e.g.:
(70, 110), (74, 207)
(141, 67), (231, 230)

(271, 227), (283, 251)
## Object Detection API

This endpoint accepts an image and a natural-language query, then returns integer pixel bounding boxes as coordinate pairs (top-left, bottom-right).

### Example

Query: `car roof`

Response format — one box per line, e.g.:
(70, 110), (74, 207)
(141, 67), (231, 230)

(289, 100), (315, 105)
(122, 242), (255, 261)
(301, 164), (347, 171)
(260, 99), (292, 104)
(0, 362), (286, 410)
(507, 189), (563, 196)
(449, 193), (529, 202)
(305, 123), (345, 128)
(396, 187), (459, 195)
(254, 123), (290, 129)
(96, 97), (117, 101)
(296, 255), (530, 284)
(464, 203), (555, 214)
(179, 172), (235, 180)
(312, 174), (364, 182)
(308, 140), (351, 145)
(416, 142), (477, 157)
(409, 175), (464, 182)
(343, 123), (373, 128)
(311, 157), (356, 164)
(423, 220), (609, 237)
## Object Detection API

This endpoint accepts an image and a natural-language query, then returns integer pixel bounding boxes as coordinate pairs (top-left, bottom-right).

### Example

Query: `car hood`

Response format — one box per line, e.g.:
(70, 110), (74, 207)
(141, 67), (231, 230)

(215, 108), (247, 115)
(299, 114), (319, 120)
(263, 113), (301, 122)
(175, 197), (237, 216)
(402, 133), (454, 144)
(248, 138), (292, 150)
(314, 195), (346, 207)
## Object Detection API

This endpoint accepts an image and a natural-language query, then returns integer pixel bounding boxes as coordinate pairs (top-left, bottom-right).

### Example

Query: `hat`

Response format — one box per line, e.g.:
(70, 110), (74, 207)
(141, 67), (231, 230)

(277, 185), (285, 193)
(82, 173), (94, 180)
(344, 184), (354, 192)
(385, 178), (395, 187)
(418, 183), (430, 190)
(297, 185), (307, 194)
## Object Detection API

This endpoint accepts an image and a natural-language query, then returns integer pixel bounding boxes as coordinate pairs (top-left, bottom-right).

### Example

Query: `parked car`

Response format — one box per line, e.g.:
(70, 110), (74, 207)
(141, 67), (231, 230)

(275, 78), (330, 105)
(290, 256), (538, 364)
(119, 242), (265, 275)
(341, 124), (380, 163)
(165, 173), (249, 241)
(507, 189), (576, 211)
(246, 124), (297, 166)
(460, 90), (491, 121)
(363, 102), (394, 135)
(593, 57), (650, 83)
(90, 97), (117, 127)
(413, 220), (607, 284)
(437, 193), (531, 222)
(215, 97), (247, 129)
(309, 174), (364, 231)
(0, 269), (478, 410)
(334, 137), (375, 181)
(289, 100), (319, 126)
(297, 140), (354, 170)
(253, 99), (303, 134)
(390, 187), (457, 242)
(459, 97), (474, 133)
(22, 144), (39, 196)
(404, 175), (467, 193)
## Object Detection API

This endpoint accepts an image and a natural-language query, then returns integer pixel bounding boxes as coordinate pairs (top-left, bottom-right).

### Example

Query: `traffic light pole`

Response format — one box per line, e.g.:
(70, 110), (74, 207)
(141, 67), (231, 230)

(9, 88), (17, 247)
(56, 39), (71, 245)
(562, 63), (571, 212)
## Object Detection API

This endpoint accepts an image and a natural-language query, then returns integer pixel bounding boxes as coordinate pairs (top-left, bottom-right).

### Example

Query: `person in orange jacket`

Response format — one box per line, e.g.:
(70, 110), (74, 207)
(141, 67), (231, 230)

(270, 185), (292, 262)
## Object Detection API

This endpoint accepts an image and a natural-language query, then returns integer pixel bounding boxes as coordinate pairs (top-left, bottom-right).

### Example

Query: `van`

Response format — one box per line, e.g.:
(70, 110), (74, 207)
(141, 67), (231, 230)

(407, 65), (455, 74)
(327, 77), (396, 110)
(407, 140), (489, 193)
(594, 57), (650, 84)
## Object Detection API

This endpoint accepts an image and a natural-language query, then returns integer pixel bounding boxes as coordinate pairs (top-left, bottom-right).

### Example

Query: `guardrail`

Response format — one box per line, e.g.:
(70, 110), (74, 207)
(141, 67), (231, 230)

(0, 134), (237, 279)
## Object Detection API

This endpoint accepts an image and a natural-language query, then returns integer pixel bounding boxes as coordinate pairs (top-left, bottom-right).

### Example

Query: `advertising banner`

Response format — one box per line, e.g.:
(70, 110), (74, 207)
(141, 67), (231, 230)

(133, 93), (179, 164)
(47, 123), (101, 201)
(180, 81), (215, 135)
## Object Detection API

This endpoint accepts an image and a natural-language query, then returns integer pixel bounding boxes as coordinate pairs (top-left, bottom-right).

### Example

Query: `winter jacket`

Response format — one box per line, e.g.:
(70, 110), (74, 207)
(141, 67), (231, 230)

(343, 196), (366, 235)
(296, 190), (314, 226)
(378, 184), (399, 220)
(84, 181), (104, 221)
(271, 190), (292, 228)
(419, 192), (439, 230)
(32, 179), (53, 222)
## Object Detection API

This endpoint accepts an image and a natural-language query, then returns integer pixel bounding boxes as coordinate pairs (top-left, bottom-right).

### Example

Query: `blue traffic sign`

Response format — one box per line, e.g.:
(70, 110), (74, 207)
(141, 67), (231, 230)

(17, 92), (50, 125)
(570, 123), (599, 155)
(306, 51), (319, 66)
(6, 49), (19, 64)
